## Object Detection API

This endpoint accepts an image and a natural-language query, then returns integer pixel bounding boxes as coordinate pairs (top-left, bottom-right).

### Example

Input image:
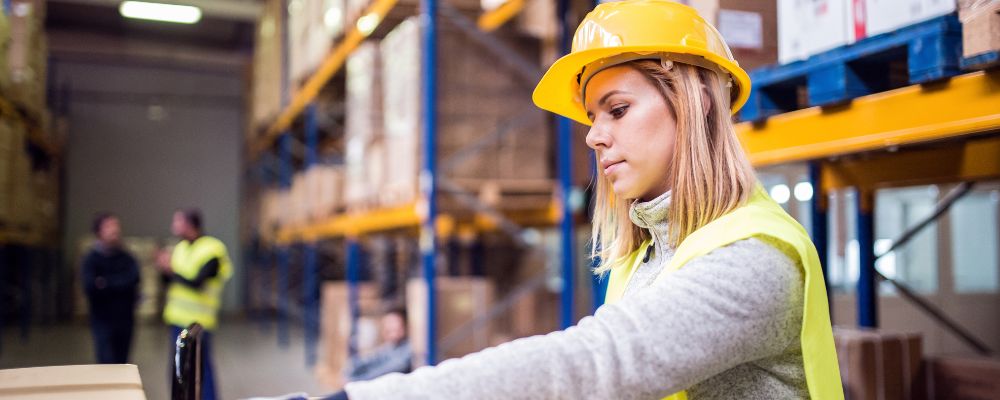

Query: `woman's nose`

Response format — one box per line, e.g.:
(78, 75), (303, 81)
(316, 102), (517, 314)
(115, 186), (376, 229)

(585, 123), (610, 150)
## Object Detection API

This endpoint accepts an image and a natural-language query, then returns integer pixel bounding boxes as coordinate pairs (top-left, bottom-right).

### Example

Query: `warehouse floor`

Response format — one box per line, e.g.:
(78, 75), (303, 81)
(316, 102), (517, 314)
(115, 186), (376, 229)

(0, 318), (328, 399)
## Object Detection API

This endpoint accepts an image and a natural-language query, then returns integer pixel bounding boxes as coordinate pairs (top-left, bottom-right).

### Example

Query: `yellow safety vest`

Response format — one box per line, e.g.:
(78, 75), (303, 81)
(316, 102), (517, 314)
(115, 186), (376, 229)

(163, 236), (232, 331)
(605, 186), (844, 400)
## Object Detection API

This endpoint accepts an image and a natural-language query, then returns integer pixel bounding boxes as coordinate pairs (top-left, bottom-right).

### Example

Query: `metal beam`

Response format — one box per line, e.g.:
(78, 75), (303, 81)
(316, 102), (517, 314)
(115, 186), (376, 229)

(477, 0), (524, 32)
(421, 0), (440, 366)
(856, 190), (877, 328)
(738, 70), (1000, 166)
(822, 135), (1000, 192)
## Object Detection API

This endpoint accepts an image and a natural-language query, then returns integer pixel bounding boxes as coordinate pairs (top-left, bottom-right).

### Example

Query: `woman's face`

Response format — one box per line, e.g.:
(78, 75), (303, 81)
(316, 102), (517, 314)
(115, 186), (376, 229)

(584, 65), (677, 201)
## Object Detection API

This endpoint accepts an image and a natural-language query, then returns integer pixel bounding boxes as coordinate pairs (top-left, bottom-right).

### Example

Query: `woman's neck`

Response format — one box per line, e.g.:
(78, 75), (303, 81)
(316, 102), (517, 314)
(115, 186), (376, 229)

(629, 190), (672, 253)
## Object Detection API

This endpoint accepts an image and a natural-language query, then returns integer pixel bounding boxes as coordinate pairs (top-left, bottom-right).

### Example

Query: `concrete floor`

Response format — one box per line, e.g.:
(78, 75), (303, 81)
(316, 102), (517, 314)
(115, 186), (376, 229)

(0, 318), (329, 400)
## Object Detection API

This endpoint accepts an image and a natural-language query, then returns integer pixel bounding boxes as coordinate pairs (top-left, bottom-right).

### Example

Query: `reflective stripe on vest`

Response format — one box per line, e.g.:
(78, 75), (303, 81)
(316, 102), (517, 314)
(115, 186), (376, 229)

(164, 236), (232, 331)
(604, 186), (844, 400)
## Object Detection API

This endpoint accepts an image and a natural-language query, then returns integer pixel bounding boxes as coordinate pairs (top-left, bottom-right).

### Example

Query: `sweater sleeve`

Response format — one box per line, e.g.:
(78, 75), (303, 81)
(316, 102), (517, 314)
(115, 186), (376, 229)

(343, 237), (803, 400)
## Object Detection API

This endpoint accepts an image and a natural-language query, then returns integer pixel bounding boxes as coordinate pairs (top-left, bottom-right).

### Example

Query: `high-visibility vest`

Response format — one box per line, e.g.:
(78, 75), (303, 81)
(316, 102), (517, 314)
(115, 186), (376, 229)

(163, 236), (232, 331)
(605, 186), (844, 400)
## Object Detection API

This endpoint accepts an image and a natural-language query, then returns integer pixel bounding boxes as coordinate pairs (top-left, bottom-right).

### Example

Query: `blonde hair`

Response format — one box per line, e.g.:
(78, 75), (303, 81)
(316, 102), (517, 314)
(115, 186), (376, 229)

(591, 60), (757, 274)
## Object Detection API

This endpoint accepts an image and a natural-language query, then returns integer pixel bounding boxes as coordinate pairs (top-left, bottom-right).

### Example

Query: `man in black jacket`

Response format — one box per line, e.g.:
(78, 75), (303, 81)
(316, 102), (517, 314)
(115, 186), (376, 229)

(81, 212), (140, 364)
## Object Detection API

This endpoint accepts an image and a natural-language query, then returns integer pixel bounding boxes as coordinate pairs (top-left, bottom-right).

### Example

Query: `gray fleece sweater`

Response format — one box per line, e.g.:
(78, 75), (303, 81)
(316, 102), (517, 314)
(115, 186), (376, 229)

(345, 190), (809, 399)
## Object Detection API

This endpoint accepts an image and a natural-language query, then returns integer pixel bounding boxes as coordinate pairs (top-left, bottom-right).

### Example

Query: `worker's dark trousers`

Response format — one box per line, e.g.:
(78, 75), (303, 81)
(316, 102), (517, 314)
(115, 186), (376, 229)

(90, 314), (134, 364)
(170, 325), (217, 400)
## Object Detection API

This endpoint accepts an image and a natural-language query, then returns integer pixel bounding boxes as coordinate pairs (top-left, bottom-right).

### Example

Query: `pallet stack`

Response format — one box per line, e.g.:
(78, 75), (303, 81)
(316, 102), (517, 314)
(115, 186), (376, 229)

(4, 0), (47, 121)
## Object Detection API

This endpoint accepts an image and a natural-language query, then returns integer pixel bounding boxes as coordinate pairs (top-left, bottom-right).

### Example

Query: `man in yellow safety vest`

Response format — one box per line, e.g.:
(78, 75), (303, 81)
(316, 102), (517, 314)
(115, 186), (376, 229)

(158, 208), (232, 400)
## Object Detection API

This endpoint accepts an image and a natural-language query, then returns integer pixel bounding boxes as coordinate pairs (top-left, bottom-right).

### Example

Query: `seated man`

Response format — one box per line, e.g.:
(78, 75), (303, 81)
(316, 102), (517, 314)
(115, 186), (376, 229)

(344, 307), (412, 382)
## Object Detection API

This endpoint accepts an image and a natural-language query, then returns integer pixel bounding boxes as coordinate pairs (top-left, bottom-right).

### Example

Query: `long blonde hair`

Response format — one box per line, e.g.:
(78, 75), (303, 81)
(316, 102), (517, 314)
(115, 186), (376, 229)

(591, 59), (756, 274)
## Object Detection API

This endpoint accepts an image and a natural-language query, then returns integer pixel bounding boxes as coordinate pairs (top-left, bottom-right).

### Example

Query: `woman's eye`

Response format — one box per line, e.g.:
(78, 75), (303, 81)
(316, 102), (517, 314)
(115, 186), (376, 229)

(610, 105), (629, 119)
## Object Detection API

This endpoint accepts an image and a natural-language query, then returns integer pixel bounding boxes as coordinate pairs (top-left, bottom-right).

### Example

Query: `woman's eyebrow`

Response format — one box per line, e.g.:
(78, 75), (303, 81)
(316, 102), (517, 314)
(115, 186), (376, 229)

(599, 90), (629, 106)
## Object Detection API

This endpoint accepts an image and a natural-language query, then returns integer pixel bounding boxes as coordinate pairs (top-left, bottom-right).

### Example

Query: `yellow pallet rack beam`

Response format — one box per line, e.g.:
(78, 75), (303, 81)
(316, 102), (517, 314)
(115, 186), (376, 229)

(251, 0), (400, 157)
(477, 0), (525, 32)
(274, 201), (561, 245)
(737, 70), (1000, 167)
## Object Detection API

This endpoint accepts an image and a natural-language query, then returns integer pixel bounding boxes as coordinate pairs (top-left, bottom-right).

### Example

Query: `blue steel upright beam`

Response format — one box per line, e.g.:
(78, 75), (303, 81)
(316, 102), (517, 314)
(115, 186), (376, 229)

(557, 0), (575, 329)
(346, 239), (362, 358)
(277, 133), (293, 347)
(808, 162), (831, 318)
(303, 104), (320, 365)
(420, 0), (439, 366)
(856, 190), (877, 328)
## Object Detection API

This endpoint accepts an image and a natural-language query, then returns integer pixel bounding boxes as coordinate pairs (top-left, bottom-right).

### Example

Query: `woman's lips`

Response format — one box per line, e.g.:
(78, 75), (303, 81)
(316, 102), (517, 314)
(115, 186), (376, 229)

(602, 160), (624, 175)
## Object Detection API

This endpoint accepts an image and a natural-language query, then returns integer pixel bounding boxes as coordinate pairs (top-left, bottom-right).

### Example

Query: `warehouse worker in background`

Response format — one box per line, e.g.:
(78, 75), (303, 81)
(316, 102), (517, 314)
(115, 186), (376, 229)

(344, 307), (413, 383)
(326, 1), (843, 399)
(81, 212), (140, 364)
(157, 208), (232, 400)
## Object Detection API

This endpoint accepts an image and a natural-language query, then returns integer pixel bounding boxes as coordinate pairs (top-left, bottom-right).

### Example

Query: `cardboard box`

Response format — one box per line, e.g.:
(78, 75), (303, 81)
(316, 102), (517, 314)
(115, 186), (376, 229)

(833, 328), (923, 400)
(309, 164), (345, 220)
(718, 0), (778, 71)
(960, 0), (1000, 57)
(344, 42), (383, 211)
(318, 281), (383, 389)
(288, 0), (344, 87)
(922, 355), (1000, 400)
(778, 0), (854, 64)
(0, 364), (146, 399)
(252, 0), (284, 127)
(863, 0), (957, 39)
(407, 277), (495, 366)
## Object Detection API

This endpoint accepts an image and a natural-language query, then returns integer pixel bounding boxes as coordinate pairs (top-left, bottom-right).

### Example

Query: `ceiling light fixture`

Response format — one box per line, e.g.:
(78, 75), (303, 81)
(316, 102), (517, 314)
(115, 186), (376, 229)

(119, 1), (202, 24)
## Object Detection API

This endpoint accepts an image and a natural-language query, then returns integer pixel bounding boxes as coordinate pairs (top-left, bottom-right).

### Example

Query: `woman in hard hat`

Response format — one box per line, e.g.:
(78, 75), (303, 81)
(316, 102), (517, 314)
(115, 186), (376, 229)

(330, 1), (843, 399)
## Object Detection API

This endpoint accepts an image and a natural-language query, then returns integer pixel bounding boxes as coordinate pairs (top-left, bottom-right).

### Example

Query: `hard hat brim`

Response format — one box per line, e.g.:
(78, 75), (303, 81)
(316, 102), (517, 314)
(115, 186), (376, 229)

(533, 46), (752, 126)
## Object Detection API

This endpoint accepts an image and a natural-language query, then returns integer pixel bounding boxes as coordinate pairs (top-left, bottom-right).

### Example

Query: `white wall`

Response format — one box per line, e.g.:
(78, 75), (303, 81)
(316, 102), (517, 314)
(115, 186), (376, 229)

(55, 59), (246, 312)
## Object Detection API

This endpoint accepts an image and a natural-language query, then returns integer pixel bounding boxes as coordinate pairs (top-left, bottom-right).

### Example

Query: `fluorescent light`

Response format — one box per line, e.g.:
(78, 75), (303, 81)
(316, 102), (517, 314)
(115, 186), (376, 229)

(770, 184), (790, 204)
(119, 1), (202, 24)
(357, 13), (380, 36)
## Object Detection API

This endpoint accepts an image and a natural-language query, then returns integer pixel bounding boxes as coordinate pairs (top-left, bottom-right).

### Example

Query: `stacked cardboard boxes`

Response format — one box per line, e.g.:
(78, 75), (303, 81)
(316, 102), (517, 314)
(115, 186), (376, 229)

(407, 276), (495, 366)
(288, 0), (346, 89)
(960, 0), (1000, 58)
(316, 281), (382, 389)
(375, 17), (552, 211)
(778, 0), (958, 64)
(309, 164), (346, 220)
(5, 0), (47, 119)
(834, 328), (923, 400)
(344, 42), (384, 211)
(251, 0), (285, 129)
(922, 355), (1000, 399)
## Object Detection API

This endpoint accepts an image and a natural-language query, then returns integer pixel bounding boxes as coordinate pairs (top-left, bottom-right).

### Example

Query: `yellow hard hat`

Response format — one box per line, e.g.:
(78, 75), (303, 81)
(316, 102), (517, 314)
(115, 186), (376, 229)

(532, 0), (752, 126)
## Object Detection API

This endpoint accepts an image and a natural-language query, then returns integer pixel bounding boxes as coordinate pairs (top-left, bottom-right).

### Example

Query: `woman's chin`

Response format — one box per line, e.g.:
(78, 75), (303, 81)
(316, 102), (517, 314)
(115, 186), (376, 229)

(611, 182), (640, 200)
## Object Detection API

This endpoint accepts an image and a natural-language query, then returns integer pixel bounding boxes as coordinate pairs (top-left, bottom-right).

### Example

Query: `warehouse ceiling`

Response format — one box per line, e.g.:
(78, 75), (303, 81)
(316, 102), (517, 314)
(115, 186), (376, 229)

(45, 0), (260, 67)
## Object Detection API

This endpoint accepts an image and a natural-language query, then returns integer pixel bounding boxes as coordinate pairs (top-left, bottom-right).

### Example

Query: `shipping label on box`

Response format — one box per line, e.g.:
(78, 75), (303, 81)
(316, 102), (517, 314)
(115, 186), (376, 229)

(718, 9), (764, 49)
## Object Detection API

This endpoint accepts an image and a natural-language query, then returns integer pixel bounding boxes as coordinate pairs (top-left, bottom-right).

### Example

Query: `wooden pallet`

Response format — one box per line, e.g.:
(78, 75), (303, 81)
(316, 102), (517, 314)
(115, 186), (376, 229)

(741, 15), (963, 121)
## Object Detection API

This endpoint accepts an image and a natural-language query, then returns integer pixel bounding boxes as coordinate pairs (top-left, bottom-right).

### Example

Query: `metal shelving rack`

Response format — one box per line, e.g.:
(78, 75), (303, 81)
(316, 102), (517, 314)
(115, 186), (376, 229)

(0, 0), (64, 352)
(737, 68), (1000, 352)
(246, 0), (590, 367)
